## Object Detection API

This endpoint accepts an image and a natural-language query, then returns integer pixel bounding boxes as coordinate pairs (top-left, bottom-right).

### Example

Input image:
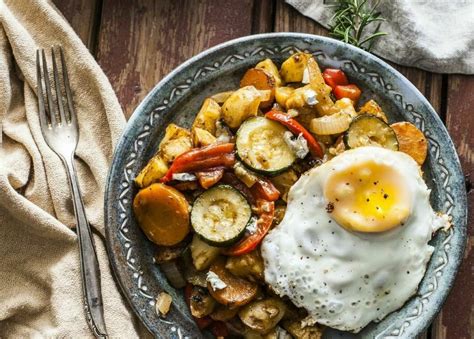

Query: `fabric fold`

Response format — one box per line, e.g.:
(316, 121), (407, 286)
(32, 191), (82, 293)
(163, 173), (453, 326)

(0, 0), (145, 337)
(286, 0), (474, 74)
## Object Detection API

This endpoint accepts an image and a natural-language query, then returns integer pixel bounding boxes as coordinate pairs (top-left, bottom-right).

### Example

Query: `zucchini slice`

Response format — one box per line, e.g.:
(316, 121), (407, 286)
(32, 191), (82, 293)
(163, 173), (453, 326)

(344, 114), (399, 151)
(191, 185), (251, 247)
(236, 117), (296, 175)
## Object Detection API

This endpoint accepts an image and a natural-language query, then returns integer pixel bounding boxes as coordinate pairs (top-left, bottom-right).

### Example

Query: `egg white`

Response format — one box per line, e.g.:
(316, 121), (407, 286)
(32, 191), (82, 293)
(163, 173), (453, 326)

(261, 146), (448, 332)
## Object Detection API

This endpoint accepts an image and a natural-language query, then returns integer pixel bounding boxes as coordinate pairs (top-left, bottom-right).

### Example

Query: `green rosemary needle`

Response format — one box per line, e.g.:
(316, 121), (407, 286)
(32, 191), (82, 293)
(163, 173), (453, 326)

(328, 0), (387, 51)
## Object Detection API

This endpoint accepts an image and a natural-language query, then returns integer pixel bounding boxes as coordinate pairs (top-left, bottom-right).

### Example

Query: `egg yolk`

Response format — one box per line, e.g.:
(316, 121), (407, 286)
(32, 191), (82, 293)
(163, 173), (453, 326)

(324, 161), (412, 232)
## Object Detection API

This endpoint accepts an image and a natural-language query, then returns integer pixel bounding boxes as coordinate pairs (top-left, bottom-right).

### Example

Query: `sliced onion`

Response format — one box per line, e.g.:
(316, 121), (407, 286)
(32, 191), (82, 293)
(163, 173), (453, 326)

(310, 112), (353, 135)
(160, 260), (186, 288)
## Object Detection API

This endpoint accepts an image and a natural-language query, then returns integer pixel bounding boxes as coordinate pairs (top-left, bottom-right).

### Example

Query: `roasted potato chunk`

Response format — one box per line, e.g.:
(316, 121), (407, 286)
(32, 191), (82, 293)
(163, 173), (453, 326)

(192, 127), (217, 147)
(135, 124), (192, 187)
(256, 58), (282, 87)
(274, 86), (295, 109)
(160, 132), (193, 163)
(192, 98), (222, 135)
(285, 85), (319, 109)
(134, 155), (169, 188)
(190, 235), (221, 271)
(189, 285), (216, 318)
(222, 86), (264, 129)
(210, 90), (234, 104)
(391, 121), (428, 165)
(207, 258), (259, 308)
(306, 57), (334, 116)
(358, 99), (388, 122)
(283, 319), (324, 339)
(280, 52), (311, 83)
(239, 298), (287, 334)
(225, 250), (264, 281)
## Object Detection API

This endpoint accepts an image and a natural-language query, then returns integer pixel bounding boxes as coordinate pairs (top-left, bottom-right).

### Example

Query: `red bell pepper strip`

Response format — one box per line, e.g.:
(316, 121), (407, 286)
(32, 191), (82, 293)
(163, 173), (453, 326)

(160, 143), (235, 183)
(334, 84), (362, 102)
(224, 199), (275, 256)
(184, 284), (213, 330)
(251, 179), (280, 201)
(210, 321), (229, 337)
(265, 110), (324, 158)
(322, 68), (349, 89)
(196, 168), (225, 189)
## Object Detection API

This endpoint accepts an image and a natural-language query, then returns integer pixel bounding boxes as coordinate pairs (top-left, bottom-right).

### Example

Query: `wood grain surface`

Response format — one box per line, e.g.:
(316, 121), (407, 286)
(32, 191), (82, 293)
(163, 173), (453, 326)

(55, 0), (473, 337)
(433, 75), (474, 339)
(96, 0), (254, 117)
(53, 0), (99, 50)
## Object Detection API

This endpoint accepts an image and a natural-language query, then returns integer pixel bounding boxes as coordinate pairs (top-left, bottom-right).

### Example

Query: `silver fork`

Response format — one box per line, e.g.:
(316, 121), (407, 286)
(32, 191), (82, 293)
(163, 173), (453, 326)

(36, 47), (108, 338)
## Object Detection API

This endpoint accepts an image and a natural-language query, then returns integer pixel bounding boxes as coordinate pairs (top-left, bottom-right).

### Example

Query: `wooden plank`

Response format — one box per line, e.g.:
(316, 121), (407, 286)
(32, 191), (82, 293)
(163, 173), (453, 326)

(274, 0), (327, 35)
(52, 0), (98, 50)
(431, 75), (474, 339)
(251, 0), (275, 34)
(96, 0), (254, 118)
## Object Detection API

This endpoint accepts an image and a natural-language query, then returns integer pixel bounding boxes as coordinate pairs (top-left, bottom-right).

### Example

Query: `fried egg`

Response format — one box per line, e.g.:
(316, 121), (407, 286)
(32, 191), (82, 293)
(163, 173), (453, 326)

(261, 146), (449, 332)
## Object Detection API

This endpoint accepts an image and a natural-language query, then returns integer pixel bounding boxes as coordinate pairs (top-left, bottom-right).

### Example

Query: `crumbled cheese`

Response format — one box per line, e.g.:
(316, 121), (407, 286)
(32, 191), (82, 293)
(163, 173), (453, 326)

(216, 133), (231, 143)
(303, 88), (318, 106)
(301, 314), (318, 328)
(275, 326), (292, 339)
(284, 131), (309, 159)
(301, 66), (310, 84)
(172, 172), (197, 181)
(155, 292), (172, 317)
(246, 216), (258, 234)
(206, 271), (227, 291)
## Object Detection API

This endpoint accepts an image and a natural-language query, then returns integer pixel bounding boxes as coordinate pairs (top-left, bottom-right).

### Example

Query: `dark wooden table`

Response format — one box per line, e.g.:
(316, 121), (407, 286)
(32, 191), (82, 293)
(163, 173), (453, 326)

(54, 1), (473, 338)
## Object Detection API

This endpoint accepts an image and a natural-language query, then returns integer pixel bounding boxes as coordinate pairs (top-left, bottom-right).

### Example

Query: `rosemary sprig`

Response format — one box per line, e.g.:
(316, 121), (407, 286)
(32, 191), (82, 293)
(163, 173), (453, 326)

(328, 0), (387, 51)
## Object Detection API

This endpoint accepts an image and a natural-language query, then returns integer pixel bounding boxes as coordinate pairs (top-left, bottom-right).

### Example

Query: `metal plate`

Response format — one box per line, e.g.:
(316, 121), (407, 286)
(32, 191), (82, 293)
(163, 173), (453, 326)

(104, 33), (467, 338)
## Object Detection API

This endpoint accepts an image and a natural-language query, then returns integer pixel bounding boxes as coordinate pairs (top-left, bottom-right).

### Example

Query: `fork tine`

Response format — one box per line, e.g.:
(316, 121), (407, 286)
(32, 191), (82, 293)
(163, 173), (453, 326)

(36, 50), (49, 129)
(59, 47), (76, 125)
(51, 47), (67, 125)
(41, 49), (57, 126)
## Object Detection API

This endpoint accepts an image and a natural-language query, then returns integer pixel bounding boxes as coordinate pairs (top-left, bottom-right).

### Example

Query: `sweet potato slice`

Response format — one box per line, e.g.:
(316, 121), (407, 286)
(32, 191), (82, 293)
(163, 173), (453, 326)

(207, 258), (258, 308)
(390, 122), (428, 165)
(240, 68), (275, 108)
(133, 183), (190, 246)
(358, 99), (388, 122)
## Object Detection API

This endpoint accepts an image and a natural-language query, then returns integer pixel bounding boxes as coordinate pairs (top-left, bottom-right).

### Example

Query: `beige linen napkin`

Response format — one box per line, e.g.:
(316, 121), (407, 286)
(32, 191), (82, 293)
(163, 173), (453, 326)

(0, 0), (146, 337)
(286, 0), (474, 74)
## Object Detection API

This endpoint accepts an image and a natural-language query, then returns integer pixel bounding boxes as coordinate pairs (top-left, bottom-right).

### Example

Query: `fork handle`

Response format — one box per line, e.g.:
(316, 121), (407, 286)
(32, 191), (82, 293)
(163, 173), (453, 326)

(63, 155), (108, 338)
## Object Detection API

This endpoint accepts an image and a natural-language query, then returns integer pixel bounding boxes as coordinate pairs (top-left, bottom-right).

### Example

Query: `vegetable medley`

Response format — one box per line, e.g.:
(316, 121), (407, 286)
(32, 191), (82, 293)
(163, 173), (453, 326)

(133, 53), (428, 338)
